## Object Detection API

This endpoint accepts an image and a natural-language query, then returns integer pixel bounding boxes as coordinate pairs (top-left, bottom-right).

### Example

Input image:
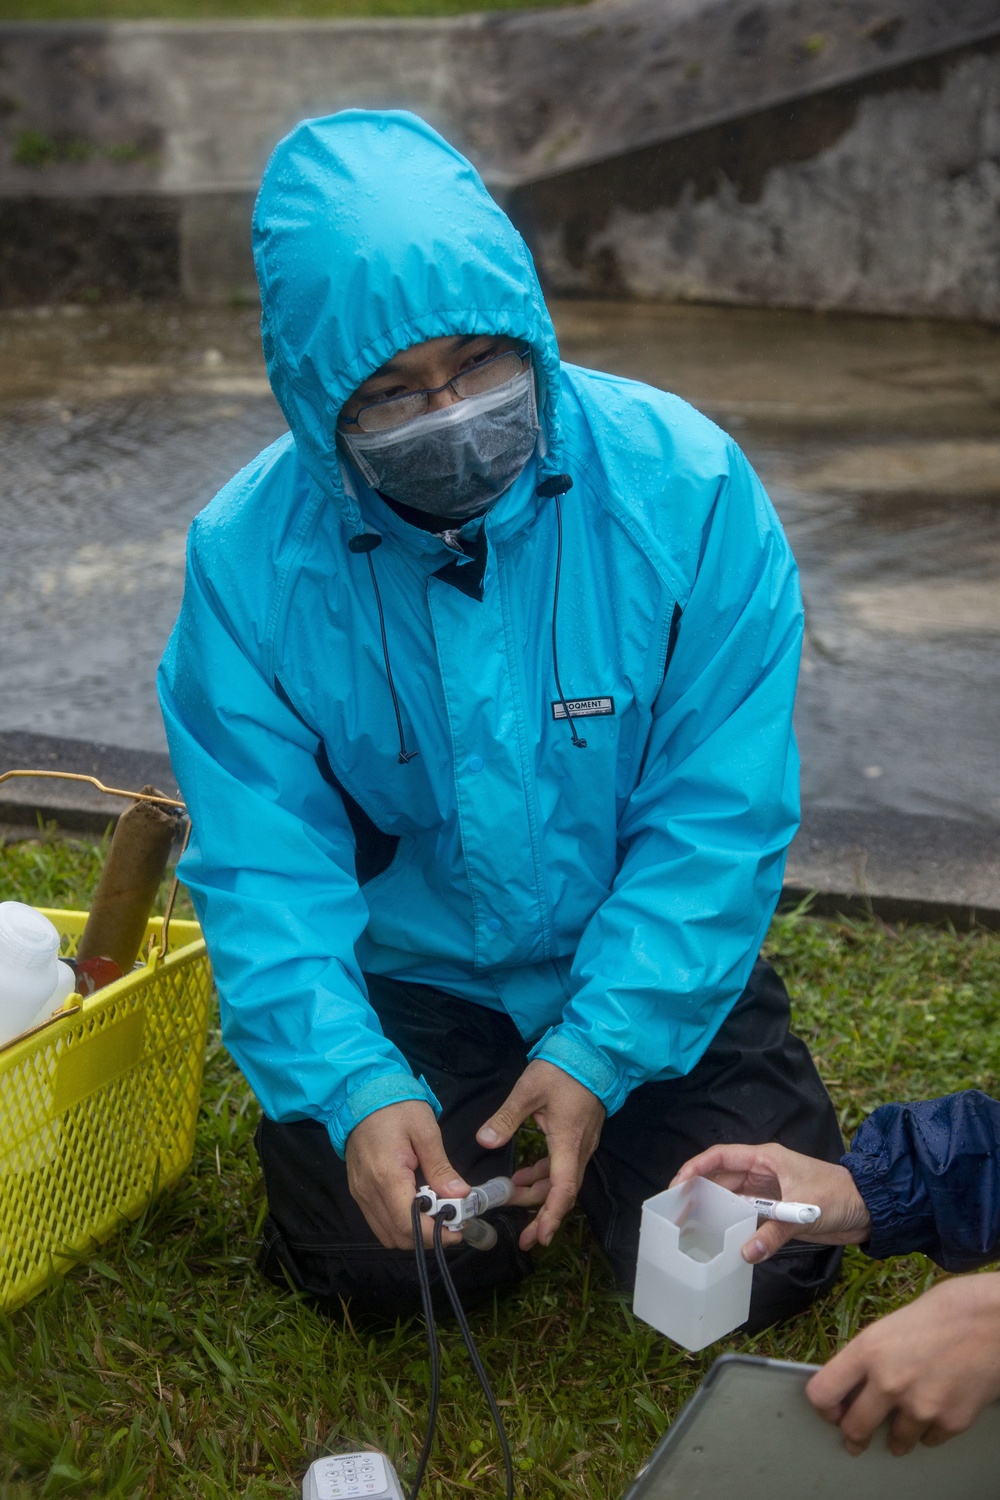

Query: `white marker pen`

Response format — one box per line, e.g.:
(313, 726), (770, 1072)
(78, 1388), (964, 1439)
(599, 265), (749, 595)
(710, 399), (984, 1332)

(740, 1196), (821, 1225)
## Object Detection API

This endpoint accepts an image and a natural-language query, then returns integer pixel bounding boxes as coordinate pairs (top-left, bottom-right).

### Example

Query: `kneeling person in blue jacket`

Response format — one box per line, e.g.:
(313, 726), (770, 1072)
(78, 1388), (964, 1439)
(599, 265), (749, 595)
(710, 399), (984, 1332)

(158, 109), (844, 1328)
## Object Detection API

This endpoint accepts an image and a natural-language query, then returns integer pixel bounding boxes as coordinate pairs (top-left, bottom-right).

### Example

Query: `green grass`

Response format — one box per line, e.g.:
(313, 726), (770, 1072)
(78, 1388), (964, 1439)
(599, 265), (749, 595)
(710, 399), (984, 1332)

(1, 0), (584, 21)
(2, 834), (999, 1499)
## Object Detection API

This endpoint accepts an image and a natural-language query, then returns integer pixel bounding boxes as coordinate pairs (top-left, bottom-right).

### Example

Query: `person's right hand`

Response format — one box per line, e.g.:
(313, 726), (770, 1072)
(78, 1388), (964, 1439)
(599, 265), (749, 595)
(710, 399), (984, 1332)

(345, 1100), (469, 1249)
(670, 1141), (871, 1262)
(807, 1274), (1000, 1456)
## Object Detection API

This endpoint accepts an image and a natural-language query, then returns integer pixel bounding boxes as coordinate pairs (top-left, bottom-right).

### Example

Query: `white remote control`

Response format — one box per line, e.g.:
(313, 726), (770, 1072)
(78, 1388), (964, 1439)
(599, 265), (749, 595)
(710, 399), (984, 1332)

(303, 1451), (405, 1500)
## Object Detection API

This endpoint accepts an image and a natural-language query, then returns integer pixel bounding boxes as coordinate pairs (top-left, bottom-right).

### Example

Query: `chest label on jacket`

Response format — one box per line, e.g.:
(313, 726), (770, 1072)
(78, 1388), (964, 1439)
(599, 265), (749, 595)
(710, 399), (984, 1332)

(551, 696), (616, 721)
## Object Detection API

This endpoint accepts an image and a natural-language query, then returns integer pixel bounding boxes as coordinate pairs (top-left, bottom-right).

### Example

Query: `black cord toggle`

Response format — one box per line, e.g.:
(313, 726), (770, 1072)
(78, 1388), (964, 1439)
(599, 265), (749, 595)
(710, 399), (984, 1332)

(348, 532), (383, 553)
(536, 473), (573, 499)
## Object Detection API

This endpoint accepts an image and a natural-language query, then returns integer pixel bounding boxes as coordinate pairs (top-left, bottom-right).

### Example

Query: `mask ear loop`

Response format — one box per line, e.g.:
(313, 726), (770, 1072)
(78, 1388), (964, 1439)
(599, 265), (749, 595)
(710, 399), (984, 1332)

(342, 431), (380, 489)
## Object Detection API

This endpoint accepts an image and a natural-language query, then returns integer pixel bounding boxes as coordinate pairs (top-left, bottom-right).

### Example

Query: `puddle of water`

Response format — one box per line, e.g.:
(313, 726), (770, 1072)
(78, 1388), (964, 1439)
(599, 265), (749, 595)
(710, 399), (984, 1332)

(793, 441), (1000, 496)
(0, 300), (997, 823)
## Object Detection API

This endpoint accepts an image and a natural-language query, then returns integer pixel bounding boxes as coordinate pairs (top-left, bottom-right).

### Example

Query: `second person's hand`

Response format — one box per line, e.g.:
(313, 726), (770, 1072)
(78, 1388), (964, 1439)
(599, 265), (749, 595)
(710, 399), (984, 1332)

(807, 1275), (1000, 1456)
(670, 1140), (871, 1262)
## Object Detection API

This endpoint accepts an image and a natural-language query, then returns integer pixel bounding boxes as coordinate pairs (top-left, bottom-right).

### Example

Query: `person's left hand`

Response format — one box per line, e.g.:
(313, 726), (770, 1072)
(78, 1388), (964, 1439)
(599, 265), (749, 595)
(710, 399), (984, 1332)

(476, 1059), (605, 1251)
(670, 1140), (870, 1262)
(807, 1273), (1000, 1456)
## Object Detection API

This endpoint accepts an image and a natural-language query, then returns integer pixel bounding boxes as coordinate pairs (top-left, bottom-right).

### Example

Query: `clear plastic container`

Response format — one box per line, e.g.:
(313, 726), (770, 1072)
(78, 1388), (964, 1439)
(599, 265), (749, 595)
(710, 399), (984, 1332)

(632, 1176), (758, 1351)
(0, 902), (76, 1049)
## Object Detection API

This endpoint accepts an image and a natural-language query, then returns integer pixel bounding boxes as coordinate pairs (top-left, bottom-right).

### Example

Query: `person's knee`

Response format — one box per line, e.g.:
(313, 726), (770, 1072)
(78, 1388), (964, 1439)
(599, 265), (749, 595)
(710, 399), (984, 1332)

(258, 1209), (534, 1324)
(257, 1213), (429, 1321)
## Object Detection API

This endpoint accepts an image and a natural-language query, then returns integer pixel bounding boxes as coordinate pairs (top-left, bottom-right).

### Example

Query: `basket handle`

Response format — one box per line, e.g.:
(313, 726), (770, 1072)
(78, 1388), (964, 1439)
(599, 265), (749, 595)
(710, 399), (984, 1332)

(0, 768), (190, 958)
(0, 769), (184, 811)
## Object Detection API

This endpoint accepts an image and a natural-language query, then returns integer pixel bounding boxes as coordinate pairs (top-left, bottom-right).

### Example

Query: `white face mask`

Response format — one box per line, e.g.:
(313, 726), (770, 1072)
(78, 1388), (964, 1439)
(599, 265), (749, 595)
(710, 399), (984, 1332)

(342, 369), (539, 519)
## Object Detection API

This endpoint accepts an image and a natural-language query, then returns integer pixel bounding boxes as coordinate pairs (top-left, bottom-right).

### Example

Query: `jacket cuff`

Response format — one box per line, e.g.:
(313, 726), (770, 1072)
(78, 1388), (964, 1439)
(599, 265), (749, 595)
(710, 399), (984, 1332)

(328, 1071), (441, 1158)
(842, 1147), (936, 1261)
(528, 1026), (630, 1115)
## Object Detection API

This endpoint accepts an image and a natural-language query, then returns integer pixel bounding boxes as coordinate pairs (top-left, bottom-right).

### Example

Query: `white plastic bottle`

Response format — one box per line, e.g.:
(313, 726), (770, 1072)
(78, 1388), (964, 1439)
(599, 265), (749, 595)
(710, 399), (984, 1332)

(0, 902), (77, 1049)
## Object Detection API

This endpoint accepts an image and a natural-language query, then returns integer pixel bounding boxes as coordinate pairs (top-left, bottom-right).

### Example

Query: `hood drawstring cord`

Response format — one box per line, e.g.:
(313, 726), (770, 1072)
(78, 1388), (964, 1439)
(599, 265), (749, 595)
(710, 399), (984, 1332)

(539, 474), (586, 751)
(350, 466), (578, 765)
(350, 532), (418, 765)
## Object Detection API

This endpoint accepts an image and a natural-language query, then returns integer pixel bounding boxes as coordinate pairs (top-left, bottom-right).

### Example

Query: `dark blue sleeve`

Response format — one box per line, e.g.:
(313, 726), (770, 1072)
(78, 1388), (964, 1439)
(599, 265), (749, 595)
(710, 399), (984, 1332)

(843, 1090), (1000, 1272)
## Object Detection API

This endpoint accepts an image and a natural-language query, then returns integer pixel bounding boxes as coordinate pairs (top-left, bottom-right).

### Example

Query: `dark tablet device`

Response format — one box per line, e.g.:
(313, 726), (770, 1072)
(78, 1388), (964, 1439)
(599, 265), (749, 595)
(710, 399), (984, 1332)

(622, 1353), (1000, 1500)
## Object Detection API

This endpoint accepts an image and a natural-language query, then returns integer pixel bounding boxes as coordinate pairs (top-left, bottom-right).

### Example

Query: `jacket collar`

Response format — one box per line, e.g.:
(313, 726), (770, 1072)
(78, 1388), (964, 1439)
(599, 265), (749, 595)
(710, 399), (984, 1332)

(349, 450), (545, 560)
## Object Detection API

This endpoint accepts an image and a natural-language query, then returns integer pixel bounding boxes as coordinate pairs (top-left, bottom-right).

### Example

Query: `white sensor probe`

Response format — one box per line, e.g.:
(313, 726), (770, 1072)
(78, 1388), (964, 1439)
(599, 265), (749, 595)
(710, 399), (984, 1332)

(416, 1176), (515, 1250)
(740, 1195), (821, 1225)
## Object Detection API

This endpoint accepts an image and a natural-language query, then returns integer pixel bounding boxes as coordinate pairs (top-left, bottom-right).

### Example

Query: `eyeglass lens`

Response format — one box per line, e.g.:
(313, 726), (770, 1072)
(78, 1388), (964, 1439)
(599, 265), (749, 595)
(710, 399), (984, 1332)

(355, 348), (528, 433)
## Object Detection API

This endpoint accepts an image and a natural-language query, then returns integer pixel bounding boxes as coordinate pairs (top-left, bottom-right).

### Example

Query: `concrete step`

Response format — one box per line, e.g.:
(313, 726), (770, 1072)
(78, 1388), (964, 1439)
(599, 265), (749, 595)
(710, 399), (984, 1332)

(783, 807), (1000, 932)
(0, 729), (178, 837)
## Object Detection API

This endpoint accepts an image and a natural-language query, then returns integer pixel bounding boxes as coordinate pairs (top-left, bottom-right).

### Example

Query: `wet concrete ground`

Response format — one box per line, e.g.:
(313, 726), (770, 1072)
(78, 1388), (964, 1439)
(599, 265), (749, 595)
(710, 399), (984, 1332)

(1, 300), (998, 824)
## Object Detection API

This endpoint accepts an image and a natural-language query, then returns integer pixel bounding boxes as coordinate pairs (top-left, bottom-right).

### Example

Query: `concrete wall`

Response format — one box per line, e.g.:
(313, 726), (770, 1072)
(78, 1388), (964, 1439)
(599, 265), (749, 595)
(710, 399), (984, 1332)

(514, 39), (1000, 321)
(0, 0), (998, 317)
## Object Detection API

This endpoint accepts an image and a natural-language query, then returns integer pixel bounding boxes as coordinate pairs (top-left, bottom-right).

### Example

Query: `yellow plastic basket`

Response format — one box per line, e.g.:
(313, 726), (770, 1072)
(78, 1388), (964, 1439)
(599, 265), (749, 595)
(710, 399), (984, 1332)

(0, 909), (213, 1313)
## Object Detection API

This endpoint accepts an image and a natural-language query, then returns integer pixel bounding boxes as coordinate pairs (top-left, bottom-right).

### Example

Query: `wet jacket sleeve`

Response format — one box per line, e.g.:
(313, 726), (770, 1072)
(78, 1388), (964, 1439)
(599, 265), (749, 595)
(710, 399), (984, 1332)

(845, 1091), (1000, 1271)
(158, 525), (439, 1157)
(529, 444), (802, 1113)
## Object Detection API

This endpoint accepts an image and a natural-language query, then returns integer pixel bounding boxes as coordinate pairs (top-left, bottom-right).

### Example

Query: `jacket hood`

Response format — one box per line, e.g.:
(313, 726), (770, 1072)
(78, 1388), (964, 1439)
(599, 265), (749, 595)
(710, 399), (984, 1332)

(252, 109), (565, 541)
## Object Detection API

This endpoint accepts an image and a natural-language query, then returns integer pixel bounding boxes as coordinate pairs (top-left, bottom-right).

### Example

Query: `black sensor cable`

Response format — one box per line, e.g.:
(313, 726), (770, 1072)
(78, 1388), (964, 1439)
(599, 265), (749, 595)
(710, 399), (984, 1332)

(409, 1194), (515, 1500)
(408, 1197), (442, 1500)
(433, 1212), (515, 1500)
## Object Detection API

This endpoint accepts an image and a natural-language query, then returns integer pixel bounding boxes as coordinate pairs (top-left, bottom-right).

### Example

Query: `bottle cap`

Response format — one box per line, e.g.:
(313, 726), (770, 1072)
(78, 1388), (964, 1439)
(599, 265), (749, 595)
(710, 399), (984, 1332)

(0, 902), (61, 971)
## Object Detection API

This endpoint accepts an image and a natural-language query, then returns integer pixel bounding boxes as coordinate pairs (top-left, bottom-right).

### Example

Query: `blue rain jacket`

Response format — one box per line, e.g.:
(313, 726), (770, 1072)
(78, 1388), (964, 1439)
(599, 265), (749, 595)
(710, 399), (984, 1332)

(158, 111), (803, 1157)
(845, 1090), (1000, 1272)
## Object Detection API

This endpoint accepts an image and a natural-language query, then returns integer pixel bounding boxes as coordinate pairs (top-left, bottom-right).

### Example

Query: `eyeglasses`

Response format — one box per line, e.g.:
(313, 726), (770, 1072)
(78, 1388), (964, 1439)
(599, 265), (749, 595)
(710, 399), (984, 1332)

(341, 346), (531, 434)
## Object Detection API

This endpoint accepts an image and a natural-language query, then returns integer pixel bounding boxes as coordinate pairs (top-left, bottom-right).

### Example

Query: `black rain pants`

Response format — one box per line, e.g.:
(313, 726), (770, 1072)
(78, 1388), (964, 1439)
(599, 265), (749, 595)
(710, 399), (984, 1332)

(255, 959), (844, 1333)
